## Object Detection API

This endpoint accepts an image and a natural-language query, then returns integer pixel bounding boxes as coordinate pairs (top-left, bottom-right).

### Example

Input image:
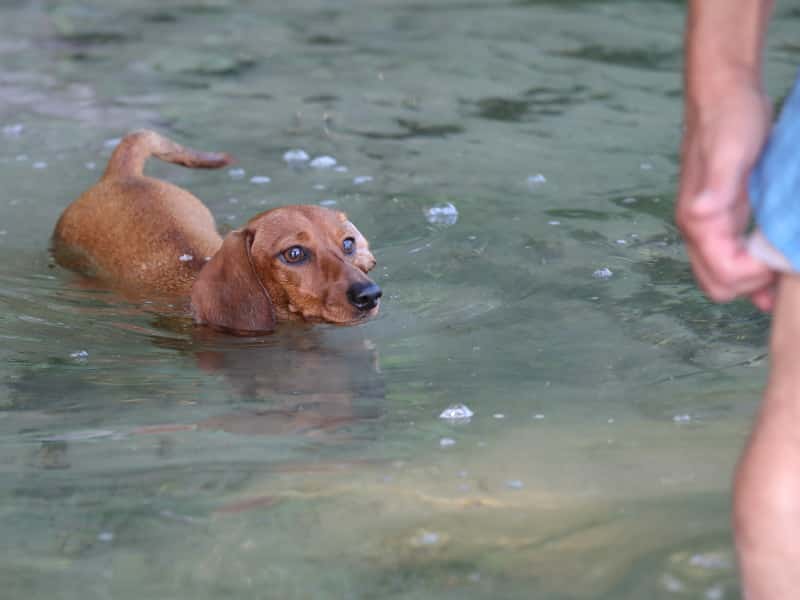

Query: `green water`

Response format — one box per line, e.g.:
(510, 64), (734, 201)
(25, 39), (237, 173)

(2, 1), (799, 598)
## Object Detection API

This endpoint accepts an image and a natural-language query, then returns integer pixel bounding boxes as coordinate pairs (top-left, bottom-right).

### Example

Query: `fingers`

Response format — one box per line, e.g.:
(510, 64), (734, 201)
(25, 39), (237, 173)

(684, 223), (776, 303)
(676, 154), (774, 308)
(750, 286), (776, 312)
(684, 217), (777, 311)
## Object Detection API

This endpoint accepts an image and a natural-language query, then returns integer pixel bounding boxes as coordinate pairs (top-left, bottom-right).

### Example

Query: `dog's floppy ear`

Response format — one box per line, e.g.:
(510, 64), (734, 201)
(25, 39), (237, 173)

(190, 229), (276, 333)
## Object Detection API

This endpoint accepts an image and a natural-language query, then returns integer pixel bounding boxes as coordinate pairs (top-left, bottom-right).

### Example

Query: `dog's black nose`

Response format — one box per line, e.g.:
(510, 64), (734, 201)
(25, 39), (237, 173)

(347, 281), (382, 310)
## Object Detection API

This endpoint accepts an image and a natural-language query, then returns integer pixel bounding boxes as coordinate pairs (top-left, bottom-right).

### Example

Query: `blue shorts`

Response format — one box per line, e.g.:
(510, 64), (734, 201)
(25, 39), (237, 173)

(749, 71), (800, 271)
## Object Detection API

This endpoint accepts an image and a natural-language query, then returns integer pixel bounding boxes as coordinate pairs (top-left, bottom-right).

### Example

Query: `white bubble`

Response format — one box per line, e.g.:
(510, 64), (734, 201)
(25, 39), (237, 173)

(673, 414), (692, 423)
(425, 202), (458, 226)
(283, 149), (310, 164)
(70, 350), (89, 359)
(85, 161), (96, 170)
(439, 403), (474, 422)
(527, 173), (547, 185)
(689, 553), (731, 570)
(2, 123), (24, 137)
(97, 532), (114, 542)
(506, 479), (524, 490)
(32, 161), (48, 169)
(353, 175), (373, 185)
(493, 413), (505, 419)
(548, 220), (560, 225)
(319, 199), (337, 206)
(228, 168), (246, 178)
(439, 437), (456, 448)
(103, 138), (121, 149)
(310, 155), (337, 169)
(179, 254), (193, 262)
(661, 574), (685, 593)
(249, 175), (271, 184)
(416, 531), (440, 545)
(705, 585), (724, 600)
(592, 267), (613, 280)
(333, 165), (349, 173)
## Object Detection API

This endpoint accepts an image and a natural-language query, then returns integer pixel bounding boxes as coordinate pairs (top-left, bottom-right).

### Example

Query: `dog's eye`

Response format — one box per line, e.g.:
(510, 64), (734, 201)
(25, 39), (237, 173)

(342, 237), (355, 255)
(282, 246), (307, 264)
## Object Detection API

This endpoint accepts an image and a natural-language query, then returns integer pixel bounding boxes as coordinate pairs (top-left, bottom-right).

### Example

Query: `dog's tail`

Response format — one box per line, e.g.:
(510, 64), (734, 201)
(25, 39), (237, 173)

(103, 129), (233, 178)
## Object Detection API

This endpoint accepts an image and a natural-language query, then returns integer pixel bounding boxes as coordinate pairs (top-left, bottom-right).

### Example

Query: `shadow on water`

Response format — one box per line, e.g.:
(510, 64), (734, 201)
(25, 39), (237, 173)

(554, 45), (679, 71)
(10, 307), (386, 438)
(472, 85), (610, 123)
(151, 322), (386, 436)
(339, 118), (465, 141)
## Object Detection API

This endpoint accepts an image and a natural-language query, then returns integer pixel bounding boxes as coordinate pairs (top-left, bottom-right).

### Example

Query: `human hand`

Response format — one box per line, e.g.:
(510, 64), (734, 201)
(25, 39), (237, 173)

(675, 81), (777, 310)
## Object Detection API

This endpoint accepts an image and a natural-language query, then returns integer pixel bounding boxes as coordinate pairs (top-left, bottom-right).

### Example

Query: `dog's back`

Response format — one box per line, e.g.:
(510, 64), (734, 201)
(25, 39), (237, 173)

(52, 130), (233, 296)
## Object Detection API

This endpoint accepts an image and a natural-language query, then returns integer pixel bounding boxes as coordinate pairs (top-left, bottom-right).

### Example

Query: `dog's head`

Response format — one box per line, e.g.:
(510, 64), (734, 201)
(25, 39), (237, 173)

(190, 205), (380, 334)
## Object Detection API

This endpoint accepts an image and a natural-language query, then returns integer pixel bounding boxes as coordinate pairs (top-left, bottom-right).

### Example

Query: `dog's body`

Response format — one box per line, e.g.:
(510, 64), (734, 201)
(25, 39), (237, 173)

(53, 131), (226, 296)
(52, 130), (381, 333)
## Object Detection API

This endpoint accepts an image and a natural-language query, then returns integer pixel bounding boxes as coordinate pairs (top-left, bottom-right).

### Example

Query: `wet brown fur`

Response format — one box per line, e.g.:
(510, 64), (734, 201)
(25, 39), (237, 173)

(52, 130), (379, 333)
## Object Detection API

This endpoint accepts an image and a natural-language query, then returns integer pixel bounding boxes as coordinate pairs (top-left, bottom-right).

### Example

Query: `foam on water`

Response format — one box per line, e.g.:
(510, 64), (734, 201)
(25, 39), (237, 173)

(283, 149), (310, 165)
(2, 123), (23, 137)
(310, 156), (337, 169)
(425, 202), (458, 226)
(527, 173), (546, 185)
(439, 403), (474, 422)
(592, 267), (613, 280)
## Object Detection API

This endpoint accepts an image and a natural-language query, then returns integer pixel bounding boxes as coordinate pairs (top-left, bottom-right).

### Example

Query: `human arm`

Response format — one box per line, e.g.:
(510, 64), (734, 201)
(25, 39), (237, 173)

(676, 0), (776, 310)
(734, 274), (800, 599)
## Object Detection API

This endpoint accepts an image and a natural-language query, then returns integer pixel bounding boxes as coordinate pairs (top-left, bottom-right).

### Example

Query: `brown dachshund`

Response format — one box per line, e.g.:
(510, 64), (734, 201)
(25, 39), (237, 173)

(52, 130), (381, 333)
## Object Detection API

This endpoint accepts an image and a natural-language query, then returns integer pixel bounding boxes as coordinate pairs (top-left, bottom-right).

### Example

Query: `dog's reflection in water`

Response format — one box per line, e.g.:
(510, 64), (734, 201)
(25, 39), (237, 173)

(145, 322), (384, 438)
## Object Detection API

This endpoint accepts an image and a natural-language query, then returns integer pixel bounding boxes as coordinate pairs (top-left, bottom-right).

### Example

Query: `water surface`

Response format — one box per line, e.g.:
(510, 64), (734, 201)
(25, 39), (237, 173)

(2, 1), (799, 598)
